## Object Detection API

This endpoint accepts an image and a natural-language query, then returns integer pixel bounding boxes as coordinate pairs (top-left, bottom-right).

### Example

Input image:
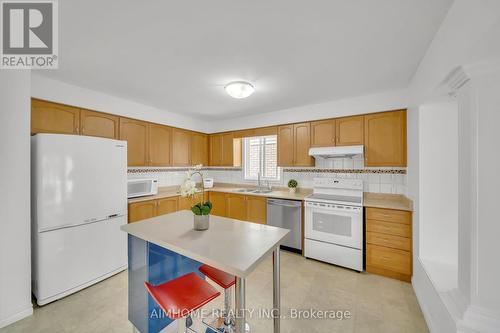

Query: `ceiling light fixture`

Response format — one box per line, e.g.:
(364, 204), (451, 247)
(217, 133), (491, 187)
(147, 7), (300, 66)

(224, 81), (255, 99)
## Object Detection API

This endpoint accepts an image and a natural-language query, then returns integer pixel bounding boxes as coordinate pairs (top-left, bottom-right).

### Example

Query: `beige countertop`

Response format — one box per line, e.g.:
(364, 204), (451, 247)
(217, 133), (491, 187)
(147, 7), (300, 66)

(121, 210), (289, 278)
(128, 183), (312, 204)
(128, 183), (412, 211)
(363, 192), (413, 212)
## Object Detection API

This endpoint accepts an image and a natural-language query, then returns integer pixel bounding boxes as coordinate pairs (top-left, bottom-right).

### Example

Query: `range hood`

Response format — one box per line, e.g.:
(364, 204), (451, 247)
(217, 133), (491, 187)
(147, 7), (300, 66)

(308, 145), (364, 159)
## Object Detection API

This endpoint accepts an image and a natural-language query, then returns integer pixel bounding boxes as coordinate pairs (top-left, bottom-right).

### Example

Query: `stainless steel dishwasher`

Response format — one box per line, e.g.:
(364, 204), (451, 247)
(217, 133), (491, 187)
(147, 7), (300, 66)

(267, 198), (302, 252)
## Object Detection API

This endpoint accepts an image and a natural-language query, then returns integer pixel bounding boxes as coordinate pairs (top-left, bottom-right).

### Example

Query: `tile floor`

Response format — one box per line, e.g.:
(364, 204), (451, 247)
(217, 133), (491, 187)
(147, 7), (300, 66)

(0, 251), (428, 333)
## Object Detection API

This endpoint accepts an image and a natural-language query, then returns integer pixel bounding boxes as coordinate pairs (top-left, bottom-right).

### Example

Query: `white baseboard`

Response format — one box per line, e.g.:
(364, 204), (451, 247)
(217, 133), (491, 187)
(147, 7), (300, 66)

(0, 306), (33, 329)
(412, 258), (456, 333)
(460, 305), (500, 333)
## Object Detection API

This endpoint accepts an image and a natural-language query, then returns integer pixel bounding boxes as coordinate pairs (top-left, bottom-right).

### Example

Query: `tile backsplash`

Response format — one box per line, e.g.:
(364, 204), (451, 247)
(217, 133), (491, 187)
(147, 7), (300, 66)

(128, 163), (407, 196)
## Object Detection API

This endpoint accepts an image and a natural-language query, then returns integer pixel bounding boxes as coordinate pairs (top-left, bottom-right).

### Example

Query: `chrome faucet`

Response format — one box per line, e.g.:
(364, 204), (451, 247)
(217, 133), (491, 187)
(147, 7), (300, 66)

(257, 172), (262, 190)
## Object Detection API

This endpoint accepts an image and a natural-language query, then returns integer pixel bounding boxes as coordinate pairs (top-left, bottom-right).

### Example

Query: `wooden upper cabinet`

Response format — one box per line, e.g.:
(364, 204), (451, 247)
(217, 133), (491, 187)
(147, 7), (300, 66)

(119, 118), (148, 166)
(31, 99), (80, 135)
(310, 119), (335, 147)
(335, 115), (364, 146)
(226, 194), (247, 221)
(221, 132), (234, 166)
(364, 110), (407, 167)
(128, 200), (156, 223)
(156, 197), (178, 216)
(209, 132), (234, 166)
(172, 128), (192, 166)
(277, 125), (294, 166)
(246, 195), (267, 224)
(209, 134), (222, 166)
(80, 109), (119, 139)
(191, 132), (208, 166)
(293, 122), (314, 167)
(209, 191), (227, 217)
(148, 124), (172, 166)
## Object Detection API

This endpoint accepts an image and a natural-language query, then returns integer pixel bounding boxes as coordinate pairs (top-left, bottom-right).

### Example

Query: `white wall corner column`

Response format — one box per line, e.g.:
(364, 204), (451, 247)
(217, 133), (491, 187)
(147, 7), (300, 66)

(439, 61), (500, 333)
(0, 70), (33, 328)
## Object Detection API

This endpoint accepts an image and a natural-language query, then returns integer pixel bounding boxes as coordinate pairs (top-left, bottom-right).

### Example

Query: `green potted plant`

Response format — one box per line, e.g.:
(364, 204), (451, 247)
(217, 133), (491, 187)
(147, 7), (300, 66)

(180, 164), (212, 230)
(287, 179), (298, 193)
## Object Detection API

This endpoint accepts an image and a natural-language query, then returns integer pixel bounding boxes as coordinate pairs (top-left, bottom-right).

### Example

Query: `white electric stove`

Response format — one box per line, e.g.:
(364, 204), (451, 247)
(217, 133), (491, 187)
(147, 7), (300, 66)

(304, 177), (364, 271)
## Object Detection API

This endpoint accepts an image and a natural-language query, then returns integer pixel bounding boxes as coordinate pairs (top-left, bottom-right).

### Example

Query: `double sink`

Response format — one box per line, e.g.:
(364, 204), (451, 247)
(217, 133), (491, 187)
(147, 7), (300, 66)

(231, 188), (273, 194)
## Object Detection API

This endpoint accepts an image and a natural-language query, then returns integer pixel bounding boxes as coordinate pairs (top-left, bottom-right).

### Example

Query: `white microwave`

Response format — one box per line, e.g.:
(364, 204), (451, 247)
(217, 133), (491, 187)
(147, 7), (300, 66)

(127, 178), (159, 198)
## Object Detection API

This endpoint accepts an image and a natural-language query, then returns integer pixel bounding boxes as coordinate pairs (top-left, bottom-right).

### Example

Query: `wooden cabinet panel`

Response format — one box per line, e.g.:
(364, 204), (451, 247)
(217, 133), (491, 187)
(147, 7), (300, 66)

(335, 115), (363, 146)
(254, 126), (277, 137)
(156, 197), (178, 216)
(293, 122), (313, 166)
(366, 207), (411, 224)
(366, 232), (411, 251)
(191, 133), (208, 166)
(226, 194), (247, 221)
(221, 132), (234, 166)
(310, 120), (335, 147)
(366, 219), (411, 238)
(31, 99), (80, 135)
(119, 118), (148, 166)
(233, 129), (255, 138)
(128, 200), (156, 223)
(245, 195), (267, 224)
(364, 110), (407, 167)
(366, 244), (411, 275)
(209, 191), (227, 217)
(80, 109), (119, 139)
(172, 128), (192, 166)
(209, 134), (222, 166)
(277, 125), (294, 166)
(148, 124), (172, 166)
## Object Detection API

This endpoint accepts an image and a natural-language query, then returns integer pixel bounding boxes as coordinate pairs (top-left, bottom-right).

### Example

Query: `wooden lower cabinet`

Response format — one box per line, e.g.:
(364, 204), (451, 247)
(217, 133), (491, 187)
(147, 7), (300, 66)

(226, 194), (247, 220)
(246, 196), (267, 224)
(156, 197), (178, 215)
(365, 207), (412, 282)
(128, 200), (157, 223)
(209, 191), (227, 217)
(209, 192), (267, 224)
(128, 196), (179, 223)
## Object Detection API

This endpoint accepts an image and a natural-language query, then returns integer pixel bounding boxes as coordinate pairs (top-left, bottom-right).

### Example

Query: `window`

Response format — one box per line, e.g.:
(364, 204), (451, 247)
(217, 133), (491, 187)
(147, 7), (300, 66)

(243, 135), (280, 181)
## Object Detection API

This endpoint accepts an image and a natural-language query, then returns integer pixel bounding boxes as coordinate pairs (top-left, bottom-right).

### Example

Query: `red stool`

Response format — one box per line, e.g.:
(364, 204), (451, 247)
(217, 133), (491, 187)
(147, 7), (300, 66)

(145, 272), (220, 332)
(199, 265), (236, 330)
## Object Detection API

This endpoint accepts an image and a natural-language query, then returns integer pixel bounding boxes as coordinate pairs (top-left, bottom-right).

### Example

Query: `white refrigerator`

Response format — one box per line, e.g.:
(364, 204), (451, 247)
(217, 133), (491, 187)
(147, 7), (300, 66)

(31, 134), (128, 305)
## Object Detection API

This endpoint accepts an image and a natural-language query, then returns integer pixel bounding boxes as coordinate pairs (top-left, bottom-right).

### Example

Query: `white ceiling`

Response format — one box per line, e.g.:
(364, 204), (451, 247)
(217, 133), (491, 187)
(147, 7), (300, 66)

(39, 0), (452, 120)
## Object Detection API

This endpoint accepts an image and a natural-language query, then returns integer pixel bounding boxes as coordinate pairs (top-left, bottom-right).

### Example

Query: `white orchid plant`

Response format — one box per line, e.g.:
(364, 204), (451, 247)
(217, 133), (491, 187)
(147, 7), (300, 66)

(179, 164), (212, 216)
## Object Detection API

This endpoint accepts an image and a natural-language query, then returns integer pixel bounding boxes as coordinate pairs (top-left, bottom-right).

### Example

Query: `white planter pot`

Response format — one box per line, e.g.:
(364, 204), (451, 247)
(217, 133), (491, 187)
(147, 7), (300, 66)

(193, 214), (210, 230)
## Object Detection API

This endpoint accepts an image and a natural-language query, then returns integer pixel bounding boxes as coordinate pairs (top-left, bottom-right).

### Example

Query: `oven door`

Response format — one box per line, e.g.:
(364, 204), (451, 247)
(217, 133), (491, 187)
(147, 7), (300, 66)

(305, 201), (363, 249)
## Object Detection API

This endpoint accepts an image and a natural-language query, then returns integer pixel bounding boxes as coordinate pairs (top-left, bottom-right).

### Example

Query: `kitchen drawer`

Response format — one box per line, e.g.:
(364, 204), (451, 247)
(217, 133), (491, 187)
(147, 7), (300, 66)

(366, 219), (411, 238)
(366, 244), (411, 275)
(366, 231), (411, 251)
(366, 207), (411, 224)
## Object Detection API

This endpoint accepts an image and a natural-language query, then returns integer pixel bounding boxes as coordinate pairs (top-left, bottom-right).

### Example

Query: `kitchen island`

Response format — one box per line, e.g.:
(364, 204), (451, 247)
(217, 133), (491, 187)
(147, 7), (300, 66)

(121, 210), (290, 333)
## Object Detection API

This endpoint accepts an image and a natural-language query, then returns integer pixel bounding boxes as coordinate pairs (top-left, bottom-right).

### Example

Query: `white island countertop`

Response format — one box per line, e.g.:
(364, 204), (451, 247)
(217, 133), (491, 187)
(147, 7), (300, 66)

(121, 210), (290, 278)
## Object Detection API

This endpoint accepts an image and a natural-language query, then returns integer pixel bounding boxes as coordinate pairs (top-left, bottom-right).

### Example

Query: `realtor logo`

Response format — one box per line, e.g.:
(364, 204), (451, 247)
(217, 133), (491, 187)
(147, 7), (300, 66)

(1, 0), (58, 69)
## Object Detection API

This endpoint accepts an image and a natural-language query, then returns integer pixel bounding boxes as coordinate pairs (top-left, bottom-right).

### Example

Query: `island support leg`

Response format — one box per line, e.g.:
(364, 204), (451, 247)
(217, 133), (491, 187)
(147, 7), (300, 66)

(273, 246), (280, 333)
(235, 277), (246, 333)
